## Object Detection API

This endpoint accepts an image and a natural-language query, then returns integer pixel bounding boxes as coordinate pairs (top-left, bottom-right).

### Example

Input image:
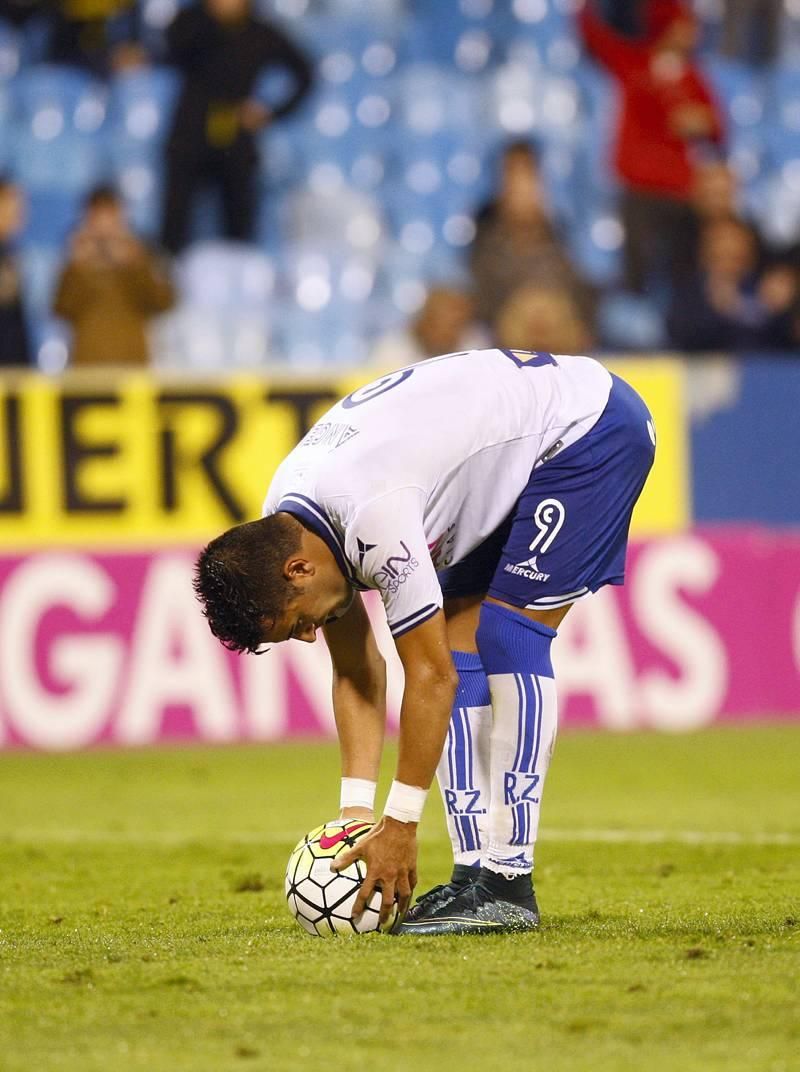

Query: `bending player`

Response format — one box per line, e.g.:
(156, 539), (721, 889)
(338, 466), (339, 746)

(193, 348), (655, 935)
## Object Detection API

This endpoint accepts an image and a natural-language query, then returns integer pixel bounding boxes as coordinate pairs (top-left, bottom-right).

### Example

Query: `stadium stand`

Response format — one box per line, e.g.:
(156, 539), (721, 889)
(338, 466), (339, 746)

(1, 0), (799, 365)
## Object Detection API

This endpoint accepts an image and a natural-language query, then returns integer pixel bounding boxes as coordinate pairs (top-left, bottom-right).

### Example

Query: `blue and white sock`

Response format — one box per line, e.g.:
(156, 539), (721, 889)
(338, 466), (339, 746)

(476, 602), (558, 877)
(435, 650), (492, 868)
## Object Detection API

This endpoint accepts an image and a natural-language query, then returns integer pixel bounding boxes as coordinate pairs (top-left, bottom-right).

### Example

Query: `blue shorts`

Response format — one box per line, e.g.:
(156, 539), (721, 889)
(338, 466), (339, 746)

(438, 373), (656, 610)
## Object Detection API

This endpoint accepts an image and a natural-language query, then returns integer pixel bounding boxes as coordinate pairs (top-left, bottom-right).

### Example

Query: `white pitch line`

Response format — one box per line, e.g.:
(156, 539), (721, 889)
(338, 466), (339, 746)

(540, 828), (800, 847)
(0, 828), (797, 847)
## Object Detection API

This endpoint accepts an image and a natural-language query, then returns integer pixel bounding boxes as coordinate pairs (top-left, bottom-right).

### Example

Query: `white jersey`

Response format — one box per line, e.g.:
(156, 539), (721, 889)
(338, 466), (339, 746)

(263, 349), (612, 638)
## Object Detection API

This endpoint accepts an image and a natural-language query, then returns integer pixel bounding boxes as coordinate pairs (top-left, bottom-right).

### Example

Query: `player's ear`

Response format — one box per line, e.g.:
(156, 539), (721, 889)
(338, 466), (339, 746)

(284, 555), (315, 582)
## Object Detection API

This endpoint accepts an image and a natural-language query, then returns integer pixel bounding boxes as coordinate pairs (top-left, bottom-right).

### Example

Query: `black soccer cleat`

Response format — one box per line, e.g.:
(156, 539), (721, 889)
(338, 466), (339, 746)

(392, 867), (540, 936)
(391, 863), (477, 931)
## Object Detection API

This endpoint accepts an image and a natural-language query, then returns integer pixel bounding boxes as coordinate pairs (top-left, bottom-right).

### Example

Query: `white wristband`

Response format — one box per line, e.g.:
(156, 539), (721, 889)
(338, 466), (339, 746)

(339, 777), (377, 811)
(384, 780), (428, 824)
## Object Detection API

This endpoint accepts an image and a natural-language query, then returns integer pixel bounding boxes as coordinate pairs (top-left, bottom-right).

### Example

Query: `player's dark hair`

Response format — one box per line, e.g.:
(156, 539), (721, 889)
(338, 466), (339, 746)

(193, 514), (302, 654)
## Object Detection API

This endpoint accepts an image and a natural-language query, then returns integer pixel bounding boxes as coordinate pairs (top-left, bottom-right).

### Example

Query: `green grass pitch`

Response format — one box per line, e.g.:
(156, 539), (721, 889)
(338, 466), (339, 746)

(0, 724), (797, 1072)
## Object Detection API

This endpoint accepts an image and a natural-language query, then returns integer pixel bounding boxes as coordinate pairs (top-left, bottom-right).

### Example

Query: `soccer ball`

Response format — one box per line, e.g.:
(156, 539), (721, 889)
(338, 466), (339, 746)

(285, 819), (396, 936)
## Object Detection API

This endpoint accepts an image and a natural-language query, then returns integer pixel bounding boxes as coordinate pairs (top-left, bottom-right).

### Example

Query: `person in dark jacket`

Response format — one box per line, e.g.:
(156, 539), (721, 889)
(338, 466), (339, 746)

(667, 216), (798, 352)
(160, 0), (313, 254)
(0, 178), (32, 369)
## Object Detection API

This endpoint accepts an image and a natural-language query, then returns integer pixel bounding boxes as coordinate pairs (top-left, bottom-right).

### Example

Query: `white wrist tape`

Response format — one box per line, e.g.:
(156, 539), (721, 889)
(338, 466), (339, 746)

(339, 777), (377, 811)
(384, 780), (428, 824)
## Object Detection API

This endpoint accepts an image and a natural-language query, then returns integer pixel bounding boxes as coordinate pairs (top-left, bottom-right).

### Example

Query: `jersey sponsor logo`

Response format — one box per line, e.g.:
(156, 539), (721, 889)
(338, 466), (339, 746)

(356, 537), (377, 569)
(504, 555), (551, 582)
(529, 498), (565, 554)
(428, 525), (456, 569)
(373, 541), (419, 593)
(300, 422), (359, 450)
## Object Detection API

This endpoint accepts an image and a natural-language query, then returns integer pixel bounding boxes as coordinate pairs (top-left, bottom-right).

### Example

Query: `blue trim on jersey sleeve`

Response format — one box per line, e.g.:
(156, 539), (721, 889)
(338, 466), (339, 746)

(277, 494), (368, 589)
(390, 603), (440, 638)
(499, 349), (557, 368)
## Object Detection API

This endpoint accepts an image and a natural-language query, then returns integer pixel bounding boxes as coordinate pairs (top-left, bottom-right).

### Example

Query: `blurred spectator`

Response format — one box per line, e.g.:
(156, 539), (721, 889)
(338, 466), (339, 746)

(161, 0), (313, 254)
(468, 141), (594, 337)
(599, 0), (648, 37)
(0, 0), (146, 76)
(686, 158), (766, 269)
(0, 178), (32, 368)
(718, 0), (780, 67)
(578, 0), (725, 296)
(494, 284), (594, 357)
(53, 186), (175, 366)
(46, 0), (147, 77)
(370, 286), (487, 367)
(667, 216), (798, 352)
(0, 0), (42, 26)
(692, 159), (741, 223)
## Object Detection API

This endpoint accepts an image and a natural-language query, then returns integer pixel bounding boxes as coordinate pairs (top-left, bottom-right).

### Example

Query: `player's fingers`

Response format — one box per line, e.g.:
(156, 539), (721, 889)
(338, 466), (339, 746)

(408, 867), (418, 894)
(395, 873), (412, 920)
(352, 874), (376, 919)
(331, 845), (360, 872)
(379, 880), (397, 927)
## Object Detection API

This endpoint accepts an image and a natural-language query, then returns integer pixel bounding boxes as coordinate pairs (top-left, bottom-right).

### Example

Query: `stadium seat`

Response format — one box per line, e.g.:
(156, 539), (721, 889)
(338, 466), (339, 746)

(281, 182), (386, 253)
(0, 18), (20, 83)
(19, 242), (63, 324)
(701, 56), (765, 134)
(568, 208), (623, 287)
(11, 66), (109, 195)
(596, 290), (667, 352)
(394, 64), (481, 135)
(107, 66), (180, 147)
(168, 241), (276, 367)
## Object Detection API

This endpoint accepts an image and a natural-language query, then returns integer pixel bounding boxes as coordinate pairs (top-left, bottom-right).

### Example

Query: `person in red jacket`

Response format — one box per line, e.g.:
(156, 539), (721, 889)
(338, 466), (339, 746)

(579, 0), (725, 296)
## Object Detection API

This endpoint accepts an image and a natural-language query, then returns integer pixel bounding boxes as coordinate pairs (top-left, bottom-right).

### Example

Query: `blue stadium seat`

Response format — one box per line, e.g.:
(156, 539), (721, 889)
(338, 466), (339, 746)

(483, 59), (584, 144)
(259, 123), (306, 190)
(11, 66), (108, 194)
(20, 243), (63, 323)
(394, 64), (481, 135)
(777, 5), (800, 64)
(568, 208), (623, 287)
(29, 316), (70, 372)
(23, 190), (82, 245)
(107, 67), (180, 147)
(281, 183), (386, 254)
(597, 291), (667, 352)
(762, 64), (800, 169)
(0, 18), (20, 82)
(701, 56), (765, 134)
(170, 241), (276, 368)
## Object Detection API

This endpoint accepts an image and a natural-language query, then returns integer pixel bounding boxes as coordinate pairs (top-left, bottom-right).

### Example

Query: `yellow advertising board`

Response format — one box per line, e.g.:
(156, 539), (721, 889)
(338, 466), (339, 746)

(0, 359), (688, 548)
(605, 357), (690, 537)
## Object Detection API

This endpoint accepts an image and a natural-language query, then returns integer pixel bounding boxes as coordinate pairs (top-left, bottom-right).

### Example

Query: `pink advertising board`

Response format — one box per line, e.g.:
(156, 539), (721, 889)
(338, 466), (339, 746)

(0, 528), (797, 750)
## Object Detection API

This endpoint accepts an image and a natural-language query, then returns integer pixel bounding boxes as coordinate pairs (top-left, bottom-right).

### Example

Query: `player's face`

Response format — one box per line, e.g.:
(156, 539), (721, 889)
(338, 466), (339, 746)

(259, 584), (354, 647)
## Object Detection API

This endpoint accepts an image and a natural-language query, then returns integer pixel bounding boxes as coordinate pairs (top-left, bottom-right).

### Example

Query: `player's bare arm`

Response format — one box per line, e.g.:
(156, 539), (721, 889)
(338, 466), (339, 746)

(334, 609), (458, 924)
(322, 593), (387, 823)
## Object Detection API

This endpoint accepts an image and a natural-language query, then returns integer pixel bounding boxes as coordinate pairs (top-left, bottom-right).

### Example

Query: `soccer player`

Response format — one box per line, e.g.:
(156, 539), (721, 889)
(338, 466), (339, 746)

(194, 349), (655, 935)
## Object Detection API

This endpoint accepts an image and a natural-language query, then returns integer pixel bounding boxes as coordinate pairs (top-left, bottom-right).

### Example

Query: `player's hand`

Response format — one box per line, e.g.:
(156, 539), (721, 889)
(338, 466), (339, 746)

(332, 816), (417, 925)
(239, 100), (272, 132)
(668, 102), (715, 140)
